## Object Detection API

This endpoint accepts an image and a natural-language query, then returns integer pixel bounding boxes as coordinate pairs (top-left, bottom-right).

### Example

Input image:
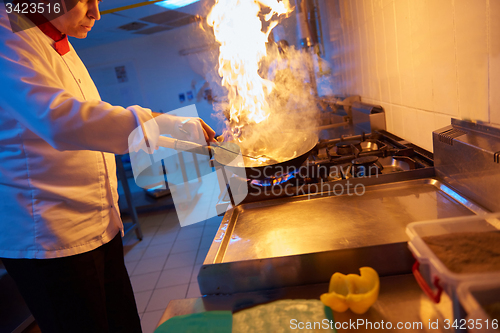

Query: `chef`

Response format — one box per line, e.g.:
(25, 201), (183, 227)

(0, 1), (215, 332)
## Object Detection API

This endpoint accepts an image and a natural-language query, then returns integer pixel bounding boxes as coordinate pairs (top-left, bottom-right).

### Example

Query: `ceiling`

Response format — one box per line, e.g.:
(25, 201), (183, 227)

(71, 0), (214, 49)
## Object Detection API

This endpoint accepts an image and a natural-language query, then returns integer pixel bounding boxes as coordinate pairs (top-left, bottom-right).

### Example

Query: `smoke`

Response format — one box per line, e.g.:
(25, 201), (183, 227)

(209, 32), (319, 164)
(221, 42), (319, 165)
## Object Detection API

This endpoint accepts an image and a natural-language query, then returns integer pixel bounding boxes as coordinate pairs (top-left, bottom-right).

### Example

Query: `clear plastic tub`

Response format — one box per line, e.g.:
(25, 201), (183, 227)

(406, 213), (500, 321)
(457, 280), (500, 333)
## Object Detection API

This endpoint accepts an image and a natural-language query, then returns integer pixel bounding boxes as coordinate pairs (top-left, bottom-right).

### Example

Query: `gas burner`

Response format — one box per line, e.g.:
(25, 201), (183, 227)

(360, 140), (380, 152)
(351, 156), (383, 178)
(250, 172), (296, 187)
(329, 140), (361, 157)
(325, 138), (388, 159)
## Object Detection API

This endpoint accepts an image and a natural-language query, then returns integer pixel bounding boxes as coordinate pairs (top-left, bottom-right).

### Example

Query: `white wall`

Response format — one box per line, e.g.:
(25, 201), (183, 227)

(75, 22), (226, 134)
(321, 0), (500, 152)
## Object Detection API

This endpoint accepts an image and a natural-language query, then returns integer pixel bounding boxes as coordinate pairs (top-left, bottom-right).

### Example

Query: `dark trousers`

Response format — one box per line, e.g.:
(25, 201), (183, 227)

(2, 233), (142, 333)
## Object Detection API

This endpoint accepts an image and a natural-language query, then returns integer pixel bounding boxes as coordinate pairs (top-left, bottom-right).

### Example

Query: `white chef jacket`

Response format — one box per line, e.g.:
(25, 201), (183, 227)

(0, 9), (156, 259)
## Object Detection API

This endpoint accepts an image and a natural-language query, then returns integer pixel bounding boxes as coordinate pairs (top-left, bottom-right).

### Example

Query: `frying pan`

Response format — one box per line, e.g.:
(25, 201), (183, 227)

(157, 131), (318, 180)
(216, 132), (318, 180)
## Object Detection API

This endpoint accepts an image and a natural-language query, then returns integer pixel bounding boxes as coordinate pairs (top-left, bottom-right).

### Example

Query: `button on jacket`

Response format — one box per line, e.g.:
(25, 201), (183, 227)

(0, 9), (155, 259)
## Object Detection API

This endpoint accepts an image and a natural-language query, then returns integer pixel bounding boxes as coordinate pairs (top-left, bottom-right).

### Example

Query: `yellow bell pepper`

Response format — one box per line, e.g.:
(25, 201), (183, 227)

(320, 267), (380, 314)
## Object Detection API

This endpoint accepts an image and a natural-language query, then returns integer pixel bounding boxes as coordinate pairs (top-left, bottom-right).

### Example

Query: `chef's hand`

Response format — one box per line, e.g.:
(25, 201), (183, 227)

(152, 112), (216, 145)
(174, 116), (216, 145)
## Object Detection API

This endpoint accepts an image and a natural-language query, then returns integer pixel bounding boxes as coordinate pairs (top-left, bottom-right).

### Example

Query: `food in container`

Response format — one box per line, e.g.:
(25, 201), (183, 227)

(406, 212), (500, 326)
(422, 231), (500, 274)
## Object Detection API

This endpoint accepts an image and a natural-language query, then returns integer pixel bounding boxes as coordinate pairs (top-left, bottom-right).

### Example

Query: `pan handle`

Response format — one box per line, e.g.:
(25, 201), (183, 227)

(157, 136), (211, 155)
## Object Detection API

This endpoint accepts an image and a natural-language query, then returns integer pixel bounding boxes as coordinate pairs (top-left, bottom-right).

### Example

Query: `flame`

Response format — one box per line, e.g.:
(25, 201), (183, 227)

(250, 171), (296, 186)
(207, 0), (291, 137)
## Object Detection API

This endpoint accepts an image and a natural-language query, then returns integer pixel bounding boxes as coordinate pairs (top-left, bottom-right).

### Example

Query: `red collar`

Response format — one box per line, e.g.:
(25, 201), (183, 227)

(23, 12), (70, 56)
(38, 21), (70, 56)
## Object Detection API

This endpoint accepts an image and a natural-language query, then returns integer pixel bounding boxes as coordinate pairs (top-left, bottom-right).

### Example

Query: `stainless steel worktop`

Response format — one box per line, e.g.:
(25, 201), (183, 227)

(158, 274), (455, 332)
(211, 179), (484, 264)
(198, 178), (487, 295)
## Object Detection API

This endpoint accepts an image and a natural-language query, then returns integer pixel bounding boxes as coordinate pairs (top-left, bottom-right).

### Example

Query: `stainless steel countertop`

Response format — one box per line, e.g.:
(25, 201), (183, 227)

(198, 177), (487, 296)
(204, 179), (484, 264)
(210, 179), (483, 264)
(158, 274), (455, 332)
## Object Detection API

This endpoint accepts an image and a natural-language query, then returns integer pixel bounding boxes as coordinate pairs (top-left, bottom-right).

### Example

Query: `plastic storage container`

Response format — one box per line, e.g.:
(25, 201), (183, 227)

(406, 213), (500, 322)
(457, 280), (500, 333)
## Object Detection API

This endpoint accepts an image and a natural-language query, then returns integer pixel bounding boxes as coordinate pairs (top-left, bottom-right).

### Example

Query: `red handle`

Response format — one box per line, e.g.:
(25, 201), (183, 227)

(412, 260), (443, 303)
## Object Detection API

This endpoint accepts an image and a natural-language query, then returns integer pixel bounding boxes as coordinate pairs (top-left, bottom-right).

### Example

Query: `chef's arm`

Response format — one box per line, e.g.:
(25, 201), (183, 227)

(0, 41), (155, 154)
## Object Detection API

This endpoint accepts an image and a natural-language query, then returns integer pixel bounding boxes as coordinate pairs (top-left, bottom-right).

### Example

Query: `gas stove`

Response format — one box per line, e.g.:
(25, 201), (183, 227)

(289, 130), (433, 184)
(216, 128), (435, 210)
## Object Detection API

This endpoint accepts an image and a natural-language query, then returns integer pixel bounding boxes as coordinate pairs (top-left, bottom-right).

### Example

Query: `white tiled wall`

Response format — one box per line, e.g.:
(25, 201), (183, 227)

(328, 0), (499, 152)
